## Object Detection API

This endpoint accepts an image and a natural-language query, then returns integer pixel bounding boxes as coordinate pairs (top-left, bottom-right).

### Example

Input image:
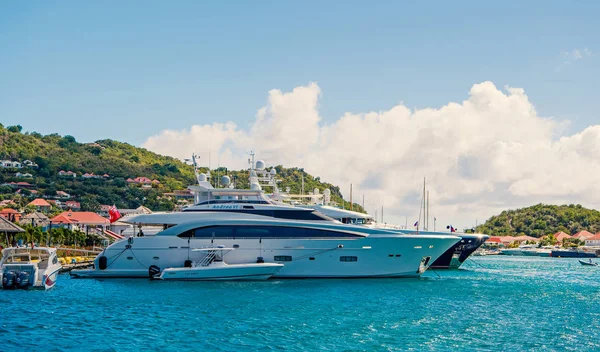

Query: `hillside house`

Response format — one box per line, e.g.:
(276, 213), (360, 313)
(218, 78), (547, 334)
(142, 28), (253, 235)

(0, 160), (22, 169)
(98, 204), (112, 217)
(573, 230), (595, 240)
(0, 208), (22, 222)
(15, 172), (33, 178)
(22, 160), (38, 168)
(553, 231), (572, 242)
(585, 233), (600, 247)
(50, 211), (109, 233)
(56, 191), (71, 199)
(27, 198), (52, 212)
(58, 170), (77, 178)
(0, 200), (16, 207)
(65, 200), (81, 211)
(82, 173), (101, 179)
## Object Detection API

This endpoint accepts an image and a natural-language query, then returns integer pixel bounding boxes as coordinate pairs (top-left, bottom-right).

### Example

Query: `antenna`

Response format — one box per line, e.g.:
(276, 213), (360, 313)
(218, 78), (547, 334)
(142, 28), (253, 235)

(350, 184), (353, 211)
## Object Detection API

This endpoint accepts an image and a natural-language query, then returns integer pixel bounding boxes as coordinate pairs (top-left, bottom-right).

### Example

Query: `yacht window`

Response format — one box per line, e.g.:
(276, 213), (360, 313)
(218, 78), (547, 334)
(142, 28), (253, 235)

(52, 256), (58, 264)
(193, 226), (235, 238)
(184, 225), (362, 239)
(340, 256), (358, 262)
(236, 227), (271, 237)
(274, 255), (292, 262)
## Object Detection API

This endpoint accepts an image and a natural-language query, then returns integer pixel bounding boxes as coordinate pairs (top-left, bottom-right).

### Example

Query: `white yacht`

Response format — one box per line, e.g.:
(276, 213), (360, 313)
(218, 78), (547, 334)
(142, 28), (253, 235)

(500, 245), (541, 256)
(1, 247), (61, 290)
(71, 213), (460, 279)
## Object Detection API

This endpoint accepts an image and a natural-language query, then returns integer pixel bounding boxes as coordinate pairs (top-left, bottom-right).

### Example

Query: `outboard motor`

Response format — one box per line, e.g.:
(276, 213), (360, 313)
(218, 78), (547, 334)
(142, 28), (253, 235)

(2, 271), (17, 289)
(16, 271), (31, 289)
(148, 265), (161, 279)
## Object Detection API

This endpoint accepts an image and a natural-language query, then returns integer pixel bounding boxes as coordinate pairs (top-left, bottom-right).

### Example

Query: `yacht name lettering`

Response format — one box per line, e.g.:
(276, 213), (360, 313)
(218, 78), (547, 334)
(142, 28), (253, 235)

(210, 205), (240, 209)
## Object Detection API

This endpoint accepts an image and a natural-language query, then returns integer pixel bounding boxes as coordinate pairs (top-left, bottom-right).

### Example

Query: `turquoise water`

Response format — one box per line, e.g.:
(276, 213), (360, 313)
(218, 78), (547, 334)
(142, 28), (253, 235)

(2, 256), (600, 351)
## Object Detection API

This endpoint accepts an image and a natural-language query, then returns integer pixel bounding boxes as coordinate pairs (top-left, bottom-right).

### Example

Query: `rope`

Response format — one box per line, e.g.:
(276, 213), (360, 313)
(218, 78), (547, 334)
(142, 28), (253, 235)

(106, 247), (129, 268)
(428, 267), (441, 278)
(466, 257), (488, 269)
(127, 247), (149, 269)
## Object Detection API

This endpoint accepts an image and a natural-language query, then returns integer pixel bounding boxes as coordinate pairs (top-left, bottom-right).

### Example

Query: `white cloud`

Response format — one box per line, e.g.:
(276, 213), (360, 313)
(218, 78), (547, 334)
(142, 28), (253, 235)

(142, 82), (600, 230)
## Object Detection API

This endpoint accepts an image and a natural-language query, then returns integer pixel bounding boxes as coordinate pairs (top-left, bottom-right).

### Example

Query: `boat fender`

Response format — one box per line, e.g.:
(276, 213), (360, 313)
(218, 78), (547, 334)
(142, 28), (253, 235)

(184, 260), (192, 268)
(148, 265), (161, 278)
(2, 270), (17, 289)
(98, 256), (108, 270)
(16, 271), (31, 289)
(256, 256), (264, 263)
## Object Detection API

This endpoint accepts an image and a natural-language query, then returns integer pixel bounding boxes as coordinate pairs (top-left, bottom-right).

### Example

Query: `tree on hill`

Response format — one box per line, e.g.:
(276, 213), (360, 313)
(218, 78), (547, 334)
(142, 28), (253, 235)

(476, 203), (600, 237)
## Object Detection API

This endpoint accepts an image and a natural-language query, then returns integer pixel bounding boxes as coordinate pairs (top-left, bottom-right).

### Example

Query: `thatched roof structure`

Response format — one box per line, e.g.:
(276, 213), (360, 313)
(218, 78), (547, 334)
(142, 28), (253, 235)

(0, 216), (25, 233)
(19, 212), (50, 228)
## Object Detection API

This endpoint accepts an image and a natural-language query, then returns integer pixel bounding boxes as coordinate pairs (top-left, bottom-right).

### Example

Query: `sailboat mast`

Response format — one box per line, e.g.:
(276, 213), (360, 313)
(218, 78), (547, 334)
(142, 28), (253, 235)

(426, 190), (429, 231)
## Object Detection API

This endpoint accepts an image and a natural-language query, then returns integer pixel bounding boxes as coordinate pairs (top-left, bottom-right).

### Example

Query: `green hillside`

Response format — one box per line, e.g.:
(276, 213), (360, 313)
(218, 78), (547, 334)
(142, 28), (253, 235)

(0, 124), (364, 213)
(475, 203), (600, 237)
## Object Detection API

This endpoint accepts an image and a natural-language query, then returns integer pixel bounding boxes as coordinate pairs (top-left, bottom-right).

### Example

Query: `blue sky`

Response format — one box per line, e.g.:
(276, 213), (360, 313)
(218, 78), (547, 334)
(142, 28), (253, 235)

(1, 1), (598, 145)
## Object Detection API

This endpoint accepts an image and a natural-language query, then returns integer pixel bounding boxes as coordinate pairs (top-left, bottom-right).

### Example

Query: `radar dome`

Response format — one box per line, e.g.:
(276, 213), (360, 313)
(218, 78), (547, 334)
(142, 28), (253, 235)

(323, 189), (331, 196)
(250, 183), (262, 191)
(220, 175), (231, 186)
(197, 173), (207, 182)
(270, 168), (277, 175)
(313, 188), (320, 195)
(255, 160), (265, 170)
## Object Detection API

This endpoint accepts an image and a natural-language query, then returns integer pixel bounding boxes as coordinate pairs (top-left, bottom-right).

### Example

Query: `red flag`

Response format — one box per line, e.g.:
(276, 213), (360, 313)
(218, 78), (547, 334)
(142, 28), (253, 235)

(108, 205), (122, 223)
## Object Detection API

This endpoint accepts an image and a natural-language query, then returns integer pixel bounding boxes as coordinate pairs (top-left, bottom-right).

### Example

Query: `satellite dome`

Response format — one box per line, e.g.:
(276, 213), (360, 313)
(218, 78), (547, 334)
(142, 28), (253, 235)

(221, 175), (231, 186)
(250, 183), (262, 191)
(323, 189), (331, 196)
(313, 188), (320, 195)
(198, 173), (207, 182)
(270, 168), (277, 175)
(255, 160), (265, 170)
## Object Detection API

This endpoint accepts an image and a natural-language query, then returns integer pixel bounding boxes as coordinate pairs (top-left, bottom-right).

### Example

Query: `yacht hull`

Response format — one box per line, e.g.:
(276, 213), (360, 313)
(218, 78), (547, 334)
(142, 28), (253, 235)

(427, 234), (489, 269)
(72, 235), (460, 279)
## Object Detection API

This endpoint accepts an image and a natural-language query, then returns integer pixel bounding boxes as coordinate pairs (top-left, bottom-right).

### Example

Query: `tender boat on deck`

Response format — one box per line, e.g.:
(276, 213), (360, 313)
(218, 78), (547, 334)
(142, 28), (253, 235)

(153, 246), (283, 281)
(1, 247), (61, 290)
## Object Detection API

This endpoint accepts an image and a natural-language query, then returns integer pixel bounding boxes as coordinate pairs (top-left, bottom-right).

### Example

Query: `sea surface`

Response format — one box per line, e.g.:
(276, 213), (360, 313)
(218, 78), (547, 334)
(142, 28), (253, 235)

(2, 256), (600, 351)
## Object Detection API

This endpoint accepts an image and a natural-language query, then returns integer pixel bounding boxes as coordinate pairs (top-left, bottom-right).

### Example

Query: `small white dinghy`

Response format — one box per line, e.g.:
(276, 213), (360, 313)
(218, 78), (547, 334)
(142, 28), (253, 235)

(1, 247), (62, 290)
(151, 247), (283, 281)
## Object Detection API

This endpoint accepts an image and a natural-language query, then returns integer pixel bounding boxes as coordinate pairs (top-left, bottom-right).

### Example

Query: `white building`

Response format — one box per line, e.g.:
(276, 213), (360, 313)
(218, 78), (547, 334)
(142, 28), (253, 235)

(585, 234), (600, 247)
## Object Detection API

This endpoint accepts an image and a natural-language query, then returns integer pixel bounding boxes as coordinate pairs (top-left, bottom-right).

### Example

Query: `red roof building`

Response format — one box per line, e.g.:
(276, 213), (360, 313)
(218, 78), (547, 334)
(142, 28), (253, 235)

(28, 198), (52, 212)
(553, 231), (572, 242)
(65, 201), (81, 210)
(0, 208), (22, 222)
(133, 177), (152, 184)
(573, 230), (594, 240)
(51, 212), (109, 229)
